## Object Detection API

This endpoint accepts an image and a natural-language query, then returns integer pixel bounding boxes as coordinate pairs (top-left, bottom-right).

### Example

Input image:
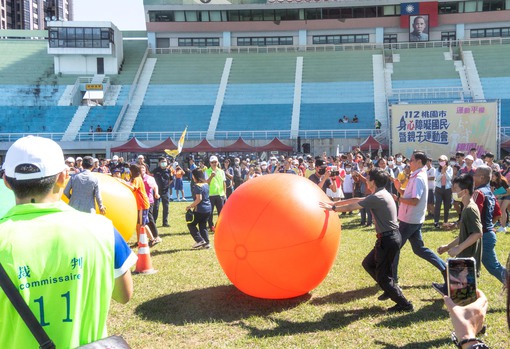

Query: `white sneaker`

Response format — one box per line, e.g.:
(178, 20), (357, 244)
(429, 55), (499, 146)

(497, 227), (506, 233)
(182, 198), (187, 201)
(192, 241), (206, 249)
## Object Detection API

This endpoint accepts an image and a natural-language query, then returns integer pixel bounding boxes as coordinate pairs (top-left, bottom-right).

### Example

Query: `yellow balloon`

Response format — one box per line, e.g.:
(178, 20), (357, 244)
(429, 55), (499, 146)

(62, 172), (137, 242)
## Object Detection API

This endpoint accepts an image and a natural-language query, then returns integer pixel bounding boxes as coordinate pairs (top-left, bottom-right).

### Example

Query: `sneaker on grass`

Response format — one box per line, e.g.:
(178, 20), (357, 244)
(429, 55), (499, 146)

(192, 241), (207, 249)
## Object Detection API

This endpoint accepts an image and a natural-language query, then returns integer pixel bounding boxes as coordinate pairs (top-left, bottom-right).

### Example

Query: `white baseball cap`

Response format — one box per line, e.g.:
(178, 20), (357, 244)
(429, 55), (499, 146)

(112, 155), (119, 161)
(210, 155), (218, 162)
(65, 157), (75, 163)
(76, 157), (83, 161)
(137, 154), (144, 159)
(3, 136), (66, 181)
(465, 155), (474, 161)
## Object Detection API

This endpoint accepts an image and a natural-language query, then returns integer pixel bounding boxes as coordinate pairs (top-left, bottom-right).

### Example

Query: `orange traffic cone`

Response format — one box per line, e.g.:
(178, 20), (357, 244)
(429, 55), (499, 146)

(133, 226), (157, 275)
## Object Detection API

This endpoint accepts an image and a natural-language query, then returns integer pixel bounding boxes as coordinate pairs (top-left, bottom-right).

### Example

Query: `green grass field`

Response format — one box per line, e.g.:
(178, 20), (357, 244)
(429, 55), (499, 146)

(108, 202), (510, 349)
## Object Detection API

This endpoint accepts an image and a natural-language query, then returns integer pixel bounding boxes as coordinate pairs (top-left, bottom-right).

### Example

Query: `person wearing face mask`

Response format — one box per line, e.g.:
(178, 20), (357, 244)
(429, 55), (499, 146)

(394, 154), (405, 173)
(435, 174), (483, 281)
(309, 159), (337, 195)
(232, 158), (243, 189)
(341, 164), (355, 215)
(434, 155), (453, 229)
(260, 161), (270, 175)
(108, 155), (122, 174)
(152, 157), (173, 227)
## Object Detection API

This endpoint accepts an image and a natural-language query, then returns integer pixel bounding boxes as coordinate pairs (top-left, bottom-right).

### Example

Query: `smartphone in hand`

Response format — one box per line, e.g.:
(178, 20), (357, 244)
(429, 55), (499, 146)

(447, 257), (477, 306)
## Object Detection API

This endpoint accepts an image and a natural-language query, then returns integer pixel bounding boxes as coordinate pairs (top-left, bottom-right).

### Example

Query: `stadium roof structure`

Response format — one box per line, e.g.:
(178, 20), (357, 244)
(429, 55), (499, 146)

(255, 138), (293, 152)
(359, 135), (388, 151)
(111, 137), (150, 153)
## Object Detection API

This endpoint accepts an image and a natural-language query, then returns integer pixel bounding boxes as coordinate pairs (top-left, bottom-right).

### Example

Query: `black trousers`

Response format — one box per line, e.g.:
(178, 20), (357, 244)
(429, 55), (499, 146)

(208, 195), (225, 229)
(147, 203), (159, 238)
(434, 186), (452, 223)
(153, 193), (170, 226)
(188, 211), (211, 244)
(362, 232), (409, 306)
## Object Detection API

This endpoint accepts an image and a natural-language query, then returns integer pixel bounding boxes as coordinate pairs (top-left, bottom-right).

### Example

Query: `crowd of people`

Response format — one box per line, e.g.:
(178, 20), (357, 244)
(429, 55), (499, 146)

(2, 135), (510, 347)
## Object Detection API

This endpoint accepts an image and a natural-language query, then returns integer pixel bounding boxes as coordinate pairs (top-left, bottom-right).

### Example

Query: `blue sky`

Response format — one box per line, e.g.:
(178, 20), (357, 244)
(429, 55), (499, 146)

(73, 0), (146, 30)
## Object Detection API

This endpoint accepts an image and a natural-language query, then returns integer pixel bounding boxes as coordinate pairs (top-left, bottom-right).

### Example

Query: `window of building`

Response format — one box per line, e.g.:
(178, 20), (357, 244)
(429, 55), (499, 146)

(237, 36), (293, 46)
(312, 34), (369, 44)
(470, 26), (510, 38)
(383, 34), (397, 43)
(482, 0), (505, 11)
(441, 31), (456, 41)
(48, 27), (114, 49)
(178, 37), (220, 47)
(156, 38), (170, 48)
(439, 2), (459, 13)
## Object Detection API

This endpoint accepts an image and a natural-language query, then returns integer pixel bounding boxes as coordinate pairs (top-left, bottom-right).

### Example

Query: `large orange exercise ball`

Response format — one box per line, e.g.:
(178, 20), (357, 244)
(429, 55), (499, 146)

(61, 172), (136, 242)
(0, 179), (16, 218)
(214, 174), (342, 299)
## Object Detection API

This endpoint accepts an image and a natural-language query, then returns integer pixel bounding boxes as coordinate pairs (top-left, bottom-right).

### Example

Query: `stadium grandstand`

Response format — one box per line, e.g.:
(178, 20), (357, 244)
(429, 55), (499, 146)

(0, 0), (509, 159)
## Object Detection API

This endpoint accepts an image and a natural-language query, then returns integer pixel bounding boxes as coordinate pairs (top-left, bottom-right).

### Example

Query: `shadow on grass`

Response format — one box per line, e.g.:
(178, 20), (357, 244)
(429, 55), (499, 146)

(239, 306), (384, 338)
(135, 285), (311, 325)
(149, 248), (188, 257)
(377, 300), (447, 329)
(310, 285), (380, 305)
(374, 338), (450, 348)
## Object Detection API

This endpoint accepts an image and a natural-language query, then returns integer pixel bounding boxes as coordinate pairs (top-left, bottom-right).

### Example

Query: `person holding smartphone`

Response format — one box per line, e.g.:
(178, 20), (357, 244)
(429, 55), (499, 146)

(436, 174), (483, 290)
(320, 168), (414, 313)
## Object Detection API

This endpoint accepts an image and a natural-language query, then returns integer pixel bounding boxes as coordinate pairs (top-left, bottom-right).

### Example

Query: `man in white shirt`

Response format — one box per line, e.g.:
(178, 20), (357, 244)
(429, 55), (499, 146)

(470, 148), (484, 168)
(392, 151), (447, 290)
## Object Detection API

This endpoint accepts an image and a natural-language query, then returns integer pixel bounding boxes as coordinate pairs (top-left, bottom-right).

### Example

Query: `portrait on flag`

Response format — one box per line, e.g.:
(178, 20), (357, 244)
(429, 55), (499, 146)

(409, 15), (429, 42)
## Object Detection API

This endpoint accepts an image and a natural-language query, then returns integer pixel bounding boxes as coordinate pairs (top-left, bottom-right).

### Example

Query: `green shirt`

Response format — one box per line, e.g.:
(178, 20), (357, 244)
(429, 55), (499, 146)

(458, 200), (483, 276)
(205, 167), (226, 196)
(0, 202), (116, 348)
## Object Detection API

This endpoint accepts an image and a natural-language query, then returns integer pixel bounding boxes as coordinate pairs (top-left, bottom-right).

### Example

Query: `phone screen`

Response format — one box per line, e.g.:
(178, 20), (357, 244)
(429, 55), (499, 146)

(447, 258), (477, 306)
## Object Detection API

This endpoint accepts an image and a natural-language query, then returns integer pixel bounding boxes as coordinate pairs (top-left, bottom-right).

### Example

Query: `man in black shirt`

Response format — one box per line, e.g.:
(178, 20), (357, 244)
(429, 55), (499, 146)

(152, 157), (173, 227)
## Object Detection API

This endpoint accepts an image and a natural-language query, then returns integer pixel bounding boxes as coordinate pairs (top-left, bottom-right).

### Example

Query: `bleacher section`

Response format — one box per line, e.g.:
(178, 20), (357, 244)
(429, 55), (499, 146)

(392, 48), (458, 80)
(111, 40), (148, 85)
(300, 103), (374, 130)
(131, 53), (225, 133)
(0, 85), (67, 106)
(79, 106), (122, 133)
(0, 106), (77, 134)
(300, 50), (376, 131)
(134, 105), (212, 132)
(468, 45), (510, 78)
(144, 85), (218, 105)
(149, 54), (226, 84)
(216, 53), (297, 134)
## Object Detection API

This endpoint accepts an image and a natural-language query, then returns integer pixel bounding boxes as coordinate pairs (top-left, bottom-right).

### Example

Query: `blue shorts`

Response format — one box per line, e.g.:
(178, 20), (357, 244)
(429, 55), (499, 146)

(174, 178), (183, 191)
(138, 209), (149, 225)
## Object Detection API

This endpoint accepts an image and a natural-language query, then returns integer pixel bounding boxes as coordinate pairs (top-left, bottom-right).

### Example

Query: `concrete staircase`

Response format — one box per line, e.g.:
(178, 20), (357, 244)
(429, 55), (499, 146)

(103, 85), (122, 106)
(58, 85), (76, 106)
(61, 106), (91, 141)
(206, 57), (232, 140)
(372, 54), (387, 132)
(291, 56), (303, 139)
(462, 51), (485, 100)
(115, 58), (157, 141)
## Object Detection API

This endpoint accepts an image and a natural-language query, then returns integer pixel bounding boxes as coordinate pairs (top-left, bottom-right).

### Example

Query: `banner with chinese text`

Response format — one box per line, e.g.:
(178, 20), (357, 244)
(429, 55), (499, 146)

(391, 102), (498, 159)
